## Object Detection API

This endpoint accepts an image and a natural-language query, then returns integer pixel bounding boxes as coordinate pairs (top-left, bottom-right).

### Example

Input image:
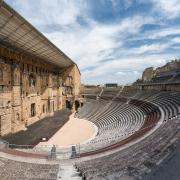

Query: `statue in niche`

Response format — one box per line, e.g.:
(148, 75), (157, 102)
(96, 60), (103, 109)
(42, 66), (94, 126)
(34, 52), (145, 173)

(13, 67), (20, 85)
(16, 113), (20, 121)
(29, 74), (36, 88)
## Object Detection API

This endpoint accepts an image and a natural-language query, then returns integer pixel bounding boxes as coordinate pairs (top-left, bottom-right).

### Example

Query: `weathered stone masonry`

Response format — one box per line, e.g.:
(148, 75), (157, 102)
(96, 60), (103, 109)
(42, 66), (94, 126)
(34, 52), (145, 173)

(0, 47), (80, 136)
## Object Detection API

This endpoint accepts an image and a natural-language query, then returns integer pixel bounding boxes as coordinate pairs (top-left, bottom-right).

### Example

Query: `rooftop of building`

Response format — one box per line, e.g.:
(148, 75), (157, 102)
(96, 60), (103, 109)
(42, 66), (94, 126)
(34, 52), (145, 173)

(0, 0), (79, 70)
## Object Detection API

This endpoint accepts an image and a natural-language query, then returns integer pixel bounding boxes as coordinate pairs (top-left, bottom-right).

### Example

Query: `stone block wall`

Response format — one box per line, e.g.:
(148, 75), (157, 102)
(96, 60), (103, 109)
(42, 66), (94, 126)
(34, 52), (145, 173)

(0, 47), (81, 136)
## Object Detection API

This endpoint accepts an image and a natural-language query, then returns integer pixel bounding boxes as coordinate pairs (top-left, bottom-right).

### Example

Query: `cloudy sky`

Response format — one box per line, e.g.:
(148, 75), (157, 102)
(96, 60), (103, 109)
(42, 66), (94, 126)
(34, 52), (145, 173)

(5, 0), (180, 85)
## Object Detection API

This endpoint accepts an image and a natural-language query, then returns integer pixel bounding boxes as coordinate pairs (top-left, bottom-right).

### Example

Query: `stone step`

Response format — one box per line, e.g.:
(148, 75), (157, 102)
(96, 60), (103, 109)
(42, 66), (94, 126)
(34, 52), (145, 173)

(57, 165), (82, 180)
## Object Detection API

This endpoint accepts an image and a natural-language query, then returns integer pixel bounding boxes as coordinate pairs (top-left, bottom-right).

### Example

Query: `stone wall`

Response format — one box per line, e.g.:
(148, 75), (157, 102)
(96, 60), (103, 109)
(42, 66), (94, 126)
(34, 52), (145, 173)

(142, 67), (154, 81)
(0, 47), (81, 136)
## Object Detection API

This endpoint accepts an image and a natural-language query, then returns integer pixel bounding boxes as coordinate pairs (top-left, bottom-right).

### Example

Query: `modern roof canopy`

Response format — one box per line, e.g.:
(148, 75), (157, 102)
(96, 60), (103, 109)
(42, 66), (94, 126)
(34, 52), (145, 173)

(0, 0), (75, 68)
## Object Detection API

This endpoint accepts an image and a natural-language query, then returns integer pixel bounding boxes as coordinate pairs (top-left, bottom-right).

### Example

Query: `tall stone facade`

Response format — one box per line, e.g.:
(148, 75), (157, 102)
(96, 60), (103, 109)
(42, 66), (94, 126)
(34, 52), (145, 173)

(0, 47), (81, 136)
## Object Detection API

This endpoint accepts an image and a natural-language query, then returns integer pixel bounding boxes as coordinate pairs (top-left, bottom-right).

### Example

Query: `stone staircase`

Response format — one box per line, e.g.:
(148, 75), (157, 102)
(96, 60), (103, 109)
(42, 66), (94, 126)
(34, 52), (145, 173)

(57, 164), (82, 180)
(96, 87), (104, 100)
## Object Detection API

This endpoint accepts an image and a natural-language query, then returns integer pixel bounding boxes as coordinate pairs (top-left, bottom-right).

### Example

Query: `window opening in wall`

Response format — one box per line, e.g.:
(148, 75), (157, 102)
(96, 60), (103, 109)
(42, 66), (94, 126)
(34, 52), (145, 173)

(43, 104), (45, 113)
(66, 100), (72, 109)
(53, 101), (55, 112)
(31, 103), (36, 117)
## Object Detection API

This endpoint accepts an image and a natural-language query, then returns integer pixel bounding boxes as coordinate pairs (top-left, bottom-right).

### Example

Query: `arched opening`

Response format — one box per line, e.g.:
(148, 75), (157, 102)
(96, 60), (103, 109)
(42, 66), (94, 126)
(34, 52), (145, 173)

(66, 100), (72, 109)
(75, 100), (80, 111)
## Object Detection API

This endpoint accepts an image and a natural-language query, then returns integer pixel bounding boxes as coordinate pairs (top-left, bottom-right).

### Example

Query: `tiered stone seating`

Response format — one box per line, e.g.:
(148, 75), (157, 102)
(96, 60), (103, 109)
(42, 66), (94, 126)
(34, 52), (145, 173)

(151, 75), (173, 83)
(100, 88), (120, 100)
(76, 90), (180, 179)
(171, 73), (180, 83)
(79, 101), (146, 152)
(77, 99), (109, 120)
(76, 117), (180, 180)
(0, 157), (59, 180)
(81, 87), (102, 100)
(77, 90), (162, 153)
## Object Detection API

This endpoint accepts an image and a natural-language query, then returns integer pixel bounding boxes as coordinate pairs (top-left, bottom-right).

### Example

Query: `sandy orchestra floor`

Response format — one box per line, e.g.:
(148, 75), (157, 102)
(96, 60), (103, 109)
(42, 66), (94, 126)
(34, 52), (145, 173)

(38, 114), (96, 146)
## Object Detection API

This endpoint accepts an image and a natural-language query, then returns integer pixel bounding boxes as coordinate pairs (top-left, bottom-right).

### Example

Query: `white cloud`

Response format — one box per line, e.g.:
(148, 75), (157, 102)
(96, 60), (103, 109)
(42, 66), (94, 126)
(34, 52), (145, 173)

(145, 27), (180, 40)
(45, 15), (154, 70)
(151, 0), (180, 18)
(110, 0), (133, 10)
(81, 55), (171, 84)
(130, 39), (178, 55)
(6, 0), (85, 26)
(116, 71), (126, 75)
(132, 44), (167, 54)
(5, 0), (180, 84)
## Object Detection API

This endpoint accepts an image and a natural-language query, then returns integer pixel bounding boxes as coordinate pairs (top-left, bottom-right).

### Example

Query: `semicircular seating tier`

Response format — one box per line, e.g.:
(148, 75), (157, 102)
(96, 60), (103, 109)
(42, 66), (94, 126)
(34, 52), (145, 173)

(75, 90), (180, 179)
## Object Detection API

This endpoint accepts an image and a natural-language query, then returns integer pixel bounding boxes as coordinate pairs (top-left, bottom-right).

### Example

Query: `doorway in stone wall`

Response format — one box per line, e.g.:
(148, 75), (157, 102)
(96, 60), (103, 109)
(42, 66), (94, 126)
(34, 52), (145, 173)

(75, 100), (80, 111)
(43, 104), (45, 113)
(66, 100), (72, 109)
(31, 103), (36, 117)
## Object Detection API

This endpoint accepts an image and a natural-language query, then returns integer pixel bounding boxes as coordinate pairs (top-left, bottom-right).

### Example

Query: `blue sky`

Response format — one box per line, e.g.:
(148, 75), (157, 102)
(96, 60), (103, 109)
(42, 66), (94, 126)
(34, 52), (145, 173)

(5, 0), (180, 84)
